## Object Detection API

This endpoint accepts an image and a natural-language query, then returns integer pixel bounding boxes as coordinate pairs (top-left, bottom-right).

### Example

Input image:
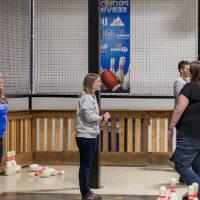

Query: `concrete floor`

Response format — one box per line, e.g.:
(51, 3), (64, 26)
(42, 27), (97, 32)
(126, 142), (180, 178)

(0, 166), (187, 199)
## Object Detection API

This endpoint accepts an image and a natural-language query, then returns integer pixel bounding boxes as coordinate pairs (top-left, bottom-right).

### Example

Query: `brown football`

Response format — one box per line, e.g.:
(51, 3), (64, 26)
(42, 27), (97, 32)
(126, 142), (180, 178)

(101, 70), (120, 91)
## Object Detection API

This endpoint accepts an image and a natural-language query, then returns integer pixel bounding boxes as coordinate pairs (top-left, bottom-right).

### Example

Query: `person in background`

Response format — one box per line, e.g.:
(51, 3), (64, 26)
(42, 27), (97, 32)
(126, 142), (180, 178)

(0, 72), (8, 166)
(76, 73), (110, 200)
(168, 61), (200, 199)
(174, 60), (190, 104)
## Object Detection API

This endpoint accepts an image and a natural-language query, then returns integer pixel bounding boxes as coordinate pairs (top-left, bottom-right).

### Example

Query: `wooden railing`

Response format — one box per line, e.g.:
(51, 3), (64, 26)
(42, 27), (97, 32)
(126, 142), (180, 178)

(33, 111), (174, 152)
(3, 110), (174, 167)
(4, 112), (32, 154)
(0, 112), (33, 172)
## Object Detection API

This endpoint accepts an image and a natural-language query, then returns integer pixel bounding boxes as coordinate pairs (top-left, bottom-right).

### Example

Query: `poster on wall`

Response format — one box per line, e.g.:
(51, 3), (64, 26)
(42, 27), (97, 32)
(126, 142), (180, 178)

(100, 0), (130, 93)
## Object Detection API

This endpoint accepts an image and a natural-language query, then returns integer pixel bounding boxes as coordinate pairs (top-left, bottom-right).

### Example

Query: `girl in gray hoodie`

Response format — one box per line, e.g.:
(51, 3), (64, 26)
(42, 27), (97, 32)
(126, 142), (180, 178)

(76, 73), (110, 200)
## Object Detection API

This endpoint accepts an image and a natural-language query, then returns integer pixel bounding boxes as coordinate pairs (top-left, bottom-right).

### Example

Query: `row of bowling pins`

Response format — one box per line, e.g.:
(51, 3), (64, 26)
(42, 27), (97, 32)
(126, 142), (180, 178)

(29, 164), (64, 178)
(5, 151), (21, 175)
(109, 57), (130, 90)
(158, 178), (198, 200)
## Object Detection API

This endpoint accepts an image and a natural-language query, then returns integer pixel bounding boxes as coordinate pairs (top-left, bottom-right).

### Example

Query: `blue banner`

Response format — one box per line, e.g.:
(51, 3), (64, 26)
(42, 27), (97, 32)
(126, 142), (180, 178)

(100, 0), (130, 93)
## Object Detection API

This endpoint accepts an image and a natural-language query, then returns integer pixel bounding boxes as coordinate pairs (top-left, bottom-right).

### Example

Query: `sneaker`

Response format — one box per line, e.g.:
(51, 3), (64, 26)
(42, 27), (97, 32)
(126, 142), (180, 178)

(82, 192), (102, 200)
(89, 191), (102, 200)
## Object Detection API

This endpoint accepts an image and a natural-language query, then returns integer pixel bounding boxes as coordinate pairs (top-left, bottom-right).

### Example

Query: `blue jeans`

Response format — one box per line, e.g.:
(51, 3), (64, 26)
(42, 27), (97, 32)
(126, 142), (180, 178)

(172, 130), (200, 195)
(76, 137), (97, 197)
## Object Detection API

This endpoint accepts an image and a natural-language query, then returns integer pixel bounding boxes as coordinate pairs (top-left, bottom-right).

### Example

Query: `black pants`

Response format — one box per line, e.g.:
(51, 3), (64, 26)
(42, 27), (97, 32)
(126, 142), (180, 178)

(0, 138), (3, 162)
(76, 137), (97, 197)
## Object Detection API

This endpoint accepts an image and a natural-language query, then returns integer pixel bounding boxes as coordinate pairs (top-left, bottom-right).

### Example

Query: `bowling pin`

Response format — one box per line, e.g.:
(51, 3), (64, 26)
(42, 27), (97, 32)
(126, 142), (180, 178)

(100, 67), (104, 75)
(192, 183), (198, 200)
(40, 169), (52, 178)
(6, 152), (12, 167)
(29, 171), (42, 177)
(168, 178), (178, 200)
(5, 166), (16, 176)
(116, 56), (125, 85)
(157, 186), (167, 200)
(109, 58), (115, 74)
(122, 70), (130, 90)
(11, 151), (21, 172)
(188, 185), (195, 200)
(11, 151), (16, 166)
(55, 170), (65, 175)
(48, 168), (65, 176)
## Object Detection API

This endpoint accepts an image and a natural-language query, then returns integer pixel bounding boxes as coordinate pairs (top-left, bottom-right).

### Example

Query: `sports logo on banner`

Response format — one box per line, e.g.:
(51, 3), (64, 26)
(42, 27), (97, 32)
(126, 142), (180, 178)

(100, 0), (130, 93)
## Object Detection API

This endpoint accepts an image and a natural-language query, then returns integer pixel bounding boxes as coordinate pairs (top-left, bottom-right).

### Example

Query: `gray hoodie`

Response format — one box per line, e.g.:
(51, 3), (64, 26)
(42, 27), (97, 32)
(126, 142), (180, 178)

(76, 92), (102, 138)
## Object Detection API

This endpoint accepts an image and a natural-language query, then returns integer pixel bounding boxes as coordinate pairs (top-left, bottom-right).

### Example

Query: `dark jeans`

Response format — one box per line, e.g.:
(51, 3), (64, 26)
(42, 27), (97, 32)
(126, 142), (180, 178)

(172, 130), (200, 195)
(76, 137), (97, 197)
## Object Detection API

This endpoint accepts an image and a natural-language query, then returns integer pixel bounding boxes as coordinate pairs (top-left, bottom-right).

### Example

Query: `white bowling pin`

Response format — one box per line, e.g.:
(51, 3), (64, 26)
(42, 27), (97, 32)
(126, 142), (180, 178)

(109, 58), (115, 74)
(192, 183), (198, 200)
(168, 178), (178, 200)
(48, 168), (65, 176)
(14, 164), (21, 173)
(55, 170), (65, 175)
(157, 186), (167, 200)
(11, 151), (16, 166)
(122, 70), (130, 90)
(6, 152), (12, 167)
(40, 169), (52, 178)
(100, 67), (104, 74)
(5, 166), (16, 176)
(29, 171), (41, 177)
(116, 56), (125, 85)
(188, 185), (195, 200)
(29, 164), (41, 172)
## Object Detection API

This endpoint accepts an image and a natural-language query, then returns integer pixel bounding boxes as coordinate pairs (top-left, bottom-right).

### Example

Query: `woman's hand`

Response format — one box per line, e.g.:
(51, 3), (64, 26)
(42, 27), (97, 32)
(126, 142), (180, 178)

(101, 112), (111, 125)
(103, 112), (111, 122)
(168, 128), (174, 139)
(168, 94), (189, 139)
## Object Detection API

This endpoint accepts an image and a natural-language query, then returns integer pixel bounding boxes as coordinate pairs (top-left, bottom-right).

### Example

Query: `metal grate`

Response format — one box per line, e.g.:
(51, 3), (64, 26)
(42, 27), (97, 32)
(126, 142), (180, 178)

(33, 0), (88, 95)
(0, 0), (30, 95)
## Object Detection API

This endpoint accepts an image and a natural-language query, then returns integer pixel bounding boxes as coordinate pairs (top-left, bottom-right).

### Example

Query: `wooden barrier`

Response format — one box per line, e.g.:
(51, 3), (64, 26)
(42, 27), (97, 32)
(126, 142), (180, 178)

(32, 110), (174, 165)
(2, 110), (174, 168)
(0, 112), (33, 172)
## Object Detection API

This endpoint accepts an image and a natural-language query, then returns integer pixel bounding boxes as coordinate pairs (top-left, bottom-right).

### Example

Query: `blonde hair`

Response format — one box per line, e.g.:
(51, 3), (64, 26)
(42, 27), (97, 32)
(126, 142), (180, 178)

(83, 73), (99, 94)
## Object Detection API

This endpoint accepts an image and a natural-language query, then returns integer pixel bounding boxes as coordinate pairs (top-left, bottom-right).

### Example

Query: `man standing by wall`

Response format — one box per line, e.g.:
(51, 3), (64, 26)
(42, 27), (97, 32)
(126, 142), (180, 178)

(174, 60), (190, 104)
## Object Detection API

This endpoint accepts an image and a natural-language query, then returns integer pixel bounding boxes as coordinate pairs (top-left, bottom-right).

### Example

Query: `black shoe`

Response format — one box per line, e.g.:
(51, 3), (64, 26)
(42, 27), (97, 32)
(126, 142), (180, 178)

(179, 176), (185, 184)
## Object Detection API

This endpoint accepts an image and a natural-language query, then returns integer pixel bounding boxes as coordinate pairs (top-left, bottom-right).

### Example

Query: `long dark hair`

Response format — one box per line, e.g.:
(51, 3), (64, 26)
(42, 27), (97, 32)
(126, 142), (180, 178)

(190, 61), (200, 85)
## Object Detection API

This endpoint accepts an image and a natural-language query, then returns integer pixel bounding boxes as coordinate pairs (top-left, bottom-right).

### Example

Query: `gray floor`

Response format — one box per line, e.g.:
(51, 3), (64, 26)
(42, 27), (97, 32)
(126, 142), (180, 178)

(0, 166), (186, 199)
